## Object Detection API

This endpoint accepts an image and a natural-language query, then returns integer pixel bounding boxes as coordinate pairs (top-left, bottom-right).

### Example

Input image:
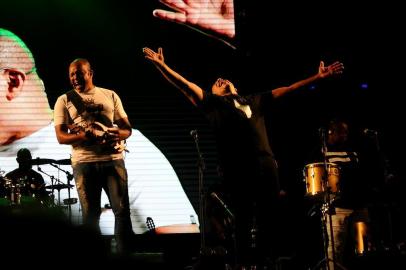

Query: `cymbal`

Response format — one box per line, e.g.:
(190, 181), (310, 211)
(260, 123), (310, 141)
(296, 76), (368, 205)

(53, 159), (71, 165)
(45, 183), (74, 190)
(31, 158), (57, 165)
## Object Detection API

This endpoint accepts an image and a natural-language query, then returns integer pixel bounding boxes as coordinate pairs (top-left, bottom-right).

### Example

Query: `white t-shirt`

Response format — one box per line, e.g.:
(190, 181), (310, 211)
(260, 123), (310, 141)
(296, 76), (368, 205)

(53, 87), (128, 163)
(0, 123), (199, 234)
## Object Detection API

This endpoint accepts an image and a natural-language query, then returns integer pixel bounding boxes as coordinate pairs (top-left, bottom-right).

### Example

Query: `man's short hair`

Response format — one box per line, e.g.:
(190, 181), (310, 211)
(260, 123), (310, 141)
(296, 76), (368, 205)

(17, 148), (32, 160)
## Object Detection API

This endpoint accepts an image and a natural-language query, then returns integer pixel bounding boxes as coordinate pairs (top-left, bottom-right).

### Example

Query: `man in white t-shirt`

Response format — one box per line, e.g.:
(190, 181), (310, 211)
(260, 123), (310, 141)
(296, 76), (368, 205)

(53, 58), (137, 252)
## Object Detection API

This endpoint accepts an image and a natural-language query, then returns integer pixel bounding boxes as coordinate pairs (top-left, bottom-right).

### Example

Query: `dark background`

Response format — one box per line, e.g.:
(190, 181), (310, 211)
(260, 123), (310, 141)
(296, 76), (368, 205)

(1, 0), (405, 265)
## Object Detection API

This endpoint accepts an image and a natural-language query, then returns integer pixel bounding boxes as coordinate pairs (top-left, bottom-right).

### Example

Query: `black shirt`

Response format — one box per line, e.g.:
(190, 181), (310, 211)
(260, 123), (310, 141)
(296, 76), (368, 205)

(199, 91), (279, 195)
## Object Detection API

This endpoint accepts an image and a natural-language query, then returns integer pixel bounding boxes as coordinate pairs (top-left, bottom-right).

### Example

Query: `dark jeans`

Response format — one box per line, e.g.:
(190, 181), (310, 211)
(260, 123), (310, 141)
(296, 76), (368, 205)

(222, 157), (281, 267)
(72, 159), (134, 251)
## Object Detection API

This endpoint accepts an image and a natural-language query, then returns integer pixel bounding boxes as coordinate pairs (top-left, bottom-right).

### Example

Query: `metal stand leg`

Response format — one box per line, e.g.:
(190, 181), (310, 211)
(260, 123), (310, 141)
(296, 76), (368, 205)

(311, 128), (348, 270)
(311, 200), (348, 270)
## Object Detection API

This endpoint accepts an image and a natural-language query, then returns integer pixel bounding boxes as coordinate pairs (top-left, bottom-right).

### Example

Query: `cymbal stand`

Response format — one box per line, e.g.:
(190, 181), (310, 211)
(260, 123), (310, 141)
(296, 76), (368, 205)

(37, 165), (57, 206)
(50, 163), (74, 220)
(37, 165), (62, 206)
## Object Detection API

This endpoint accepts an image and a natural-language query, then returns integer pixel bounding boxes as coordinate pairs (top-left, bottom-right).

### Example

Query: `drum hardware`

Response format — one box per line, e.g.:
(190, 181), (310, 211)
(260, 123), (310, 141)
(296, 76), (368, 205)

(309, 128), (348, 270)
(49, 163), (74, 220)
(45, 183), (74, 190)
(2, 176), (21, 205)
(37, 167), (62, 205)
(63, 198), (78, 205)
(37, 161), (75, 221)
(9, 183), (22, 205)
(0, 176), (51, 207)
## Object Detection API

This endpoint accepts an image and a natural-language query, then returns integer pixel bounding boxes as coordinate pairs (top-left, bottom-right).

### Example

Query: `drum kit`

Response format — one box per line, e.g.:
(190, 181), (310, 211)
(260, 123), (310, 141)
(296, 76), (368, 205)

(0, 158), (76, 209)
(303, 129), (374, 270)
(303, 161), (374, 270)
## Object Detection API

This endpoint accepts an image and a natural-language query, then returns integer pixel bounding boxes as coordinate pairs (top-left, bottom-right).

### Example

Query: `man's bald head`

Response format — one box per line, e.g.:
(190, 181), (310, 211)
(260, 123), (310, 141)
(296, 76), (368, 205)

(69, 58), (94, 92)
(70, 58), (91, 70)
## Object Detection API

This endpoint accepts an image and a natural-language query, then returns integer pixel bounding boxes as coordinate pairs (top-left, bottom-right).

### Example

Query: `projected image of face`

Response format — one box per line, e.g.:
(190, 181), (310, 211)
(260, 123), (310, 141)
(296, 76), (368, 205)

(0, 30), (44, 146)
(0, 28), (198, 235)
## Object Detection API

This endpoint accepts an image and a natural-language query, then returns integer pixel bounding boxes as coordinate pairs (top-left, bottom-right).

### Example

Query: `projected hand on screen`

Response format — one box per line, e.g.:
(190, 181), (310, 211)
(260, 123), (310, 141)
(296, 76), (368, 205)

(153, 0), (235, 46)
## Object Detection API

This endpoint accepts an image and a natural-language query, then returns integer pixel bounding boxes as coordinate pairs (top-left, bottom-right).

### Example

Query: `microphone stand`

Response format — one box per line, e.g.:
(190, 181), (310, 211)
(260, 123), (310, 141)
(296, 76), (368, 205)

(368, 130), (395, 250)
(191, 129), (208, 257)
(211, 191), (237, 267)
(190, 130), (232, 270)
(314, 128), (347, 270)
(321, 128), (336, 270)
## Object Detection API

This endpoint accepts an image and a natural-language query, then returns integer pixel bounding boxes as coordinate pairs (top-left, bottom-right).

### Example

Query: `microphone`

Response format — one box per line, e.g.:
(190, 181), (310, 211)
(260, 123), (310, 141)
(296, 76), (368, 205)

(190, 129), (198, 139)
(363, 128), (378, 136)
(210, 192), (234, 220)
